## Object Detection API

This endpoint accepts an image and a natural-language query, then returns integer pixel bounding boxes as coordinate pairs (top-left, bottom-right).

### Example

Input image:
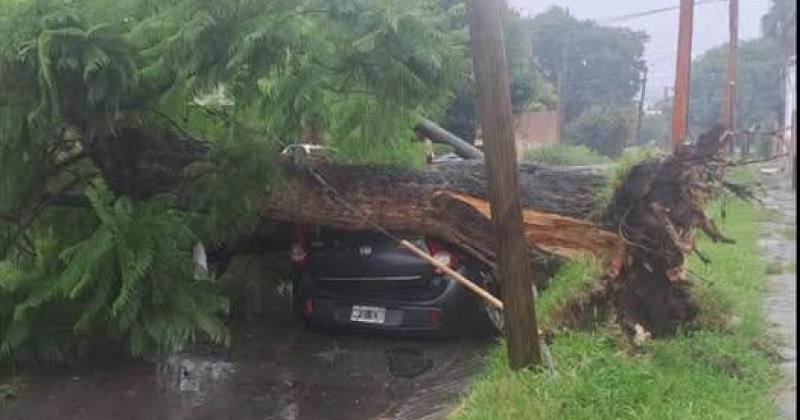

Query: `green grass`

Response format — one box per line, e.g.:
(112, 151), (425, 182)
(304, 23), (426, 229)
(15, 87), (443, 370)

(779, 227), (796, 241)
(0, 377), (23, 400)
(523, 144), (611, 166)
(764, 261), (785, 275)
(450, 198), (779, 420)
(762, 261), (795, 276)
(535, 259), (601, 329)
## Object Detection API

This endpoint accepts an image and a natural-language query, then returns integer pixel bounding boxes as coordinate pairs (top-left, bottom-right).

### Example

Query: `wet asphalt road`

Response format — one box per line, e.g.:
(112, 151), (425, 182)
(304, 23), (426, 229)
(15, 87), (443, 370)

(0, 309), (491, 420)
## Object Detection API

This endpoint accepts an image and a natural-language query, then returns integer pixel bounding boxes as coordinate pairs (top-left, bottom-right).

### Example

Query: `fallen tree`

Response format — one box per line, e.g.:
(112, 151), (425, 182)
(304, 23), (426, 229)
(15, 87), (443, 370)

(264, 156), (621, 272)
(85, 124), (736, 338)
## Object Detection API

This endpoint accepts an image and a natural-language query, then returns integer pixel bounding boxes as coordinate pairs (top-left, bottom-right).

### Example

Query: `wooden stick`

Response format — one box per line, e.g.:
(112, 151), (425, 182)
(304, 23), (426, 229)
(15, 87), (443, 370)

(402, 240), (552, 341)
(400, 239), (504, 310)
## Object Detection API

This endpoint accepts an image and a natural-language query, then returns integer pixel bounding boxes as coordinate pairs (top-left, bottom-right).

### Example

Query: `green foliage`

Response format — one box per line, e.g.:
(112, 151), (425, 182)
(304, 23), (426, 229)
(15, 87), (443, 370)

(523, 143), (610, 166)
(565, 104), (636, 158)
(1, 3), (137, 136)
(761, 0), (796, 58)
(218, 252), (291, 320)
(689, 38), (782, 138)
(184, 132), (282, 244)
(535, 259), (601, 329)
(779, 226), (796, 240)
(689, 197), (767, 338)
(1, 0), (468, 365)
(1, 181), (229, 364)
(0, 379), (23, 400)
(442, 87), (477, 143)
(637, 112), (670, 147)
(441, 0), (555, 143)
(529, 7), (647, 123)
(451, 200), (778, 420)
(501, 6), (556, 113)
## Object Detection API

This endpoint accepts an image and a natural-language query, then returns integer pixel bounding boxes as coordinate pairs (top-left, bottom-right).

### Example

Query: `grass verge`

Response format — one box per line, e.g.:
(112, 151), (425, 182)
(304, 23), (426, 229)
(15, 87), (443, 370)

(523, 144), (610, 166)
(450, 198), (778, 420)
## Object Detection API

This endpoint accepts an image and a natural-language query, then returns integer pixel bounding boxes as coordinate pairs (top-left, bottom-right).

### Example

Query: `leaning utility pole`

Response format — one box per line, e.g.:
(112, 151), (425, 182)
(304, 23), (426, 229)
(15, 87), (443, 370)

(670, 0), (694, 153)
(468, 0), (540, 369)
(721, 0), (739, 153)
(635, 67), (648, 145)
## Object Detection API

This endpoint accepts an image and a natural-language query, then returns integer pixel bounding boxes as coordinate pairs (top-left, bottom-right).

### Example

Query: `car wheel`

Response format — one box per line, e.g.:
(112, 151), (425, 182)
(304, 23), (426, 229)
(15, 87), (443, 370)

(290, 274), (305, 321)
(477, 269), (504, 334)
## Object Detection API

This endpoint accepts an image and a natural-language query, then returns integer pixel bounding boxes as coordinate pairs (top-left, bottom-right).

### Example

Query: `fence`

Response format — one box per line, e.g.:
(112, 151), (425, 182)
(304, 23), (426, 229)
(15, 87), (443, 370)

(474, 111), (558, 152)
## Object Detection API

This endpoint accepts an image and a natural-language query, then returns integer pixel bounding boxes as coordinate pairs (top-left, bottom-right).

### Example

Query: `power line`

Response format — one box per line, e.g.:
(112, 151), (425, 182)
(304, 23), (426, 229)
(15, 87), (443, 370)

(598, 0), (727, 24)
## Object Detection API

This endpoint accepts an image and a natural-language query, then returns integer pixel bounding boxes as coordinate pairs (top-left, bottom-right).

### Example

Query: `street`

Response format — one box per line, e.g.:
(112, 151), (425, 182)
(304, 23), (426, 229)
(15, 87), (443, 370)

(0, 306), (490, 420)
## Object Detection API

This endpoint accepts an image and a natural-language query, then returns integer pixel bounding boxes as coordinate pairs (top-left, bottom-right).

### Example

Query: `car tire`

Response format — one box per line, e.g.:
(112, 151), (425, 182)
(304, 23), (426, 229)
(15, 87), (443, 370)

(476, 268), (504, 335)
(290, 274), (307, 323)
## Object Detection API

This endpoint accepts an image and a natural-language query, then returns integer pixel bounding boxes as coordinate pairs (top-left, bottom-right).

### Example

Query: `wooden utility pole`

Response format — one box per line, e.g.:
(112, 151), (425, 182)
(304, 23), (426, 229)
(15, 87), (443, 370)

(556, 41), (568, 141)
(789, 109), (797, 191)
(775, 68), (787, 158)
(468, 0), (540, 369)
(670, 0), (694, 153)
(721, 0), (739, 153)
(635, 67), (648, 144)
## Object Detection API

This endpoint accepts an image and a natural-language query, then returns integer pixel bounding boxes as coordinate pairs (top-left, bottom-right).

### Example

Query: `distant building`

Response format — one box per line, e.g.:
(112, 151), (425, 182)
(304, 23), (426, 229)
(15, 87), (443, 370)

(474, 111), (558, 152)
(783, 55), (796, 178)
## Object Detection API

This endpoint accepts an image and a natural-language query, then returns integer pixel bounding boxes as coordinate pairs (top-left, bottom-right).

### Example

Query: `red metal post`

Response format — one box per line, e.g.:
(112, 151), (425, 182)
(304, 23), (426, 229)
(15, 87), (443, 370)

(670, 0), (694, 153)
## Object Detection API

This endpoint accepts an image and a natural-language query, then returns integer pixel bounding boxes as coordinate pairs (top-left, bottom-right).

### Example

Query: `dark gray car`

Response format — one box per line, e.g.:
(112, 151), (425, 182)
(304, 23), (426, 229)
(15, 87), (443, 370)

(290, 225), (501, 336)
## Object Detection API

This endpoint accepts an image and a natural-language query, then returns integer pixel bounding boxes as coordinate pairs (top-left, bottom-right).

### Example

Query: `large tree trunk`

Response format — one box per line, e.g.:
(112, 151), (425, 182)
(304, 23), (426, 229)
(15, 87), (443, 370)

(263, 158), (623, 276)
(88, 125), (734, 337)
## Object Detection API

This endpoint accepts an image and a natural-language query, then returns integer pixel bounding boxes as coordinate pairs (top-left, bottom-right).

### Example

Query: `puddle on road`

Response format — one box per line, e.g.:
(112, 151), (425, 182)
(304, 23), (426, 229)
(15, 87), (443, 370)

(386, 347), (433, 378)
(159, 353), (237, 408)
(1, 312), (490, 420)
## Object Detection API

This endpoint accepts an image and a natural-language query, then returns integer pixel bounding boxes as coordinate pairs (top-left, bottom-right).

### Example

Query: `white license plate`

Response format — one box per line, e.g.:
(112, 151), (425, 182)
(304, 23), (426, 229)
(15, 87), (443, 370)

(350, 305), (386, 324)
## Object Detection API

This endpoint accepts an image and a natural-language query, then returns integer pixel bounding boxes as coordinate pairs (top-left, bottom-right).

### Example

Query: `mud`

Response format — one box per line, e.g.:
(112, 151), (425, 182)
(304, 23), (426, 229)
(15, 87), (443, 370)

(0, 304), (490, 420)
(757, 168), (796, 420)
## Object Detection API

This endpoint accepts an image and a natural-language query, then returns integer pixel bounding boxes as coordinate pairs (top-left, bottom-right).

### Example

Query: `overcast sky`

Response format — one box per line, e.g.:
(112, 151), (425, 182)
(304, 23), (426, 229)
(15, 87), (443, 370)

(507, 0), (771, 104)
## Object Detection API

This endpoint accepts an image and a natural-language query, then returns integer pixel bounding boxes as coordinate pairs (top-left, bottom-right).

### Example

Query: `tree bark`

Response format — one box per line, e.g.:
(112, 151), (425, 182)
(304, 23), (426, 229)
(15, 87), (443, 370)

(263, 158), (622, 276)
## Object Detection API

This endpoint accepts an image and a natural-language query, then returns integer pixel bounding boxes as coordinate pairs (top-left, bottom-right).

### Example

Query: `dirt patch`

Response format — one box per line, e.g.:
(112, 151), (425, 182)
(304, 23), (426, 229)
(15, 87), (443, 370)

(548, 284), (609, 331)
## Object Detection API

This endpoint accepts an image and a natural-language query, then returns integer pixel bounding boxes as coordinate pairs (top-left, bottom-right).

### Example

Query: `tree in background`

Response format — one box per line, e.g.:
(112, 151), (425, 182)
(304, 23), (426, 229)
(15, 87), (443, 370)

(638, 112), (671, 148)
(441, 1), (554, 143)
(502, 5), (556, 114)
(528, 7), (647, 125)
(564, 104), (636, 158)
(761, 0), (796, 143)
(762, 0), (797, 55)
(689, 38), (783, 155)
